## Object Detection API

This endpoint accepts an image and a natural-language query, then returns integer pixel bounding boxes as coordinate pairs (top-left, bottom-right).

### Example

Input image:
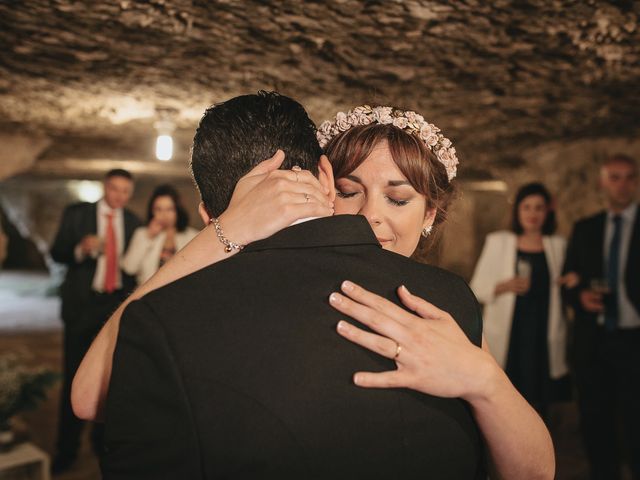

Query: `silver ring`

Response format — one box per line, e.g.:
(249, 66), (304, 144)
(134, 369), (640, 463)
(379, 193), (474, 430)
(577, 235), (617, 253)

(393, 342), (402, 360)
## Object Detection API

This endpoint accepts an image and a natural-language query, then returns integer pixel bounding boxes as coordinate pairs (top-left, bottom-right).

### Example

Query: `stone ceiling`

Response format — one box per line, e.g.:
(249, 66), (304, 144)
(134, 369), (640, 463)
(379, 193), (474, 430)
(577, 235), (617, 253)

(0, 0), (639, 180)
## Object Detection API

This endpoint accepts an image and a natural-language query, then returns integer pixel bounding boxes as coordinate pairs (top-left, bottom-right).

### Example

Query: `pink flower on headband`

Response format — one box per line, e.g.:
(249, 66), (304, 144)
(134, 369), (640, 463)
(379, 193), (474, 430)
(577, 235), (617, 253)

(317, 105), (459, 181)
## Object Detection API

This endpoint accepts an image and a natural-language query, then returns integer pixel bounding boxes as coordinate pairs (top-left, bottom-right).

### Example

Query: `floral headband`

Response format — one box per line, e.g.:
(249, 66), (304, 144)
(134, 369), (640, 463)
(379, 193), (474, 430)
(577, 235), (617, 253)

(317, 105), (458, 181)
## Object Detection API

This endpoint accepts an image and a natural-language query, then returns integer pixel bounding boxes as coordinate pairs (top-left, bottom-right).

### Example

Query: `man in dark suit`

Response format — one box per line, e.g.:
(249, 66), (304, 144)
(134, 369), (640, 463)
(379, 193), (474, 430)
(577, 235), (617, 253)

(563, 153), (640, 480)
(103, 92), (485, 479)
(50, 169), (141, 473)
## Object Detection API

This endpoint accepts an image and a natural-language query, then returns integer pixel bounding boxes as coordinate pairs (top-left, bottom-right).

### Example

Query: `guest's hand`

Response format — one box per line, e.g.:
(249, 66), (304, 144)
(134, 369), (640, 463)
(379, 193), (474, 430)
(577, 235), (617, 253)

(147, 218), (164, 238)
(558, 271), (580, 289)
(80, 235), (101, 255)
(217, 150), (334, 246)
(580, 289), (604, 313)
(496, 277), (530, 296)
(329, 281), (498, 402)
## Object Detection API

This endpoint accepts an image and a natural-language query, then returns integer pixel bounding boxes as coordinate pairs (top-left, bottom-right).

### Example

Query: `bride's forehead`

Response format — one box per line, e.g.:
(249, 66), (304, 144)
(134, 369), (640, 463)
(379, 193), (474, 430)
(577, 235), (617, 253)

(351, 148), (407, 180)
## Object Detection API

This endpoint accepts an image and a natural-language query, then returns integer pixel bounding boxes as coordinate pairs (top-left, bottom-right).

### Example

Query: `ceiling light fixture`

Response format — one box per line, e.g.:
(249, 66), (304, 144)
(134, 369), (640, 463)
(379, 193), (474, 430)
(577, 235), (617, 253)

(154, 112), (176, 161)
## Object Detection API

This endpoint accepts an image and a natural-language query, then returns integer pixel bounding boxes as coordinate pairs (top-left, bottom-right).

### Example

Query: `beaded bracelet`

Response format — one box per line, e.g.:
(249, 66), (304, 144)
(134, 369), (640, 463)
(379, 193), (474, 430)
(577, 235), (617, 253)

(210, 217), (245, 253)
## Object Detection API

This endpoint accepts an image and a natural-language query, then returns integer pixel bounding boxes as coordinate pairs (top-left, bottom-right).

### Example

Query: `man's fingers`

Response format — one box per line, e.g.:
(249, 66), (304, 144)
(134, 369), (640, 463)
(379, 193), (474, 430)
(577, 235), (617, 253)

(337, 320), (401, 360)
(329, 292), (409, 344)
(353, 370), (407, 389)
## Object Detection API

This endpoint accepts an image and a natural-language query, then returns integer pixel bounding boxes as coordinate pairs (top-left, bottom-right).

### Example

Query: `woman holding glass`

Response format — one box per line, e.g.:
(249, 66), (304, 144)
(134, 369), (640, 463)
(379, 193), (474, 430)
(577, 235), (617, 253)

(470, 182), (571, 414)
(121, 184), (198, 285)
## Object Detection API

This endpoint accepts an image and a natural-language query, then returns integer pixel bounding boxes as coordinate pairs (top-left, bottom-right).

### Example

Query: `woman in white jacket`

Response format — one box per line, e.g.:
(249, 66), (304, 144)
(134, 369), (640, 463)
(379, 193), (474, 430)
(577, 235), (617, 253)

(471, 183), (572, 413)
(121, 184), (198, 285)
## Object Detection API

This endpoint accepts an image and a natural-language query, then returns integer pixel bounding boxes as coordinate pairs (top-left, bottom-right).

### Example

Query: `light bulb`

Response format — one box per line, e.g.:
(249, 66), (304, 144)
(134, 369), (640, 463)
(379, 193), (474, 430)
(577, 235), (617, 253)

(156, 134), (173, 161)
(76, 181), (103, 202)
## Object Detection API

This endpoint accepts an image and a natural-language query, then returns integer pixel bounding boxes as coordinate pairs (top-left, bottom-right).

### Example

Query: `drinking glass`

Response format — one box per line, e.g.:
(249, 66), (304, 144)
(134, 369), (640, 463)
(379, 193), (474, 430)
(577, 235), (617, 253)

(516, 259), (532, 280)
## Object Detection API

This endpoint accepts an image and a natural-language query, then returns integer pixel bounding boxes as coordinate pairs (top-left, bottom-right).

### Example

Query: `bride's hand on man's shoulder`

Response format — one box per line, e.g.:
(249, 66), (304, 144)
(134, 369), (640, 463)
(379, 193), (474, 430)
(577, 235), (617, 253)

(218, 150), (334, 245)
(329, 281), (500, 402)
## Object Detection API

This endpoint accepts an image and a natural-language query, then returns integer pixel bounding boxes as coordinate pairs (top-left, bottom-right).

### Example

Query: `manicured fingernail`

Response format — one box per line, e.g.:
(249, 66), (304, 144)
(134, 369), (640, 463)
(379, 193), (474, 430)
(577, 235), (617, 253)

(400, 285), (411, 294)
(337, 320), (347, 331)
(342, 280), (355, 292)
(353, 373), (361, 385)
(329, 293), (342, 304)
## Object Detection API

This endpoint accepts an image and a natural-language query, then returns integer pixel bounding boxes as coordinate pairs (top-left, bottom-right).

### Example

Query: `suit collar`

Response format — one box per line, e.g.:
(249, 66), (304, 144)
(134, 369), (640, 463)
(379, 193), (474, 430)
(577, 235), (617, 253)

(627, 203), (640, 267)
(243, 215), (381, 252)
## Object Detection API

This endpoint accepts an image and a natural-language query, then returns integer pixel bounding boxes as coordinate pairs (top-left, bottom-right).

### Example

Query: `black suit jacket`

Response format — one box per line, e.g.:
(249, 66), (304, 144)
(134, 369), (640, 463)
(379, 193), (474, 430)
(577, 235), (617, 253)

(50, 201), (140, 328)
(563, 208), (640, 362)
(104, 215), (485, 480)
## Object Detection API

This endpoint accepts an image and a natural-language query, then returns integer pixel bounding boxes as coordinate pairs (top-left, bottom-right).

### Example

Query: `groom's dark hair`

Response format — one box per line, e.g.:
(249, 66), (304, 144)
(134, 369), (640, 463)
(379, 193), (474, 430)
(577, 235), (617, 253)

(190, 91), (322, 217)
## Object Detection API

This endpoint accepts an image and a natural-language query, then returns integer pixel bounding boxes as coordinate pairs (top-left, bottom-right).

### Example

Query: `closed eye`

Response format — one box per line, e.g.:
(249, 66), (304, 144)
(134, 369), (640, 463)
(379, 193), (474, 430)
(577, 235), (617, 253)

(336, 190), (359, 199)
(386, 196), (410, 206)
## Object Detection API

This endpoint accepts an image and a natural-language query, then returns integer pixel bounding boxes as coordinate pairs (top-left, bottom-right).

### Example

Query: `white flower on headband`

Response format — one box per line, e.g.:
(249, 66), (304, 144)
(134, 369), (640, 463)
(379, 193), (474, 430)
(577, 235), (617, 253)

(392, 117), (408, 129)
(317, 105), (458, 181)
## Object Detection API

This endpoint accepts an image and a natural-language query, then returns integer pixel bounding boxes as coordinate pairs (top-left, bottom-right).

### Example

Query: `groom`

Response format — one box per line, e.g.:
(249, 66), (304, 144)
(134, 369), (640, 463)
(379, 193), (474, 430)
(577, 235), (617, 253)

(103, 92), (485, 479)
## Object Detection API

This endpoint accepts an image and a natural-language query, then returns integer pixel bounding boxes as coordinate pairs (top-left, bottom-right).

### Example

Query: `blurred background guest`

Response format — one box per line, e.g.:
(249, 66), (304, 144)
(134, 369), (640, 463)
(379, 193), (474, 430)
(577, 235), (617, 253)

(121, 184), (197, 285)
(563, 154), (640, 480)
(470, 182), (571, 416)
(49, 168), (141, 473)
(0, 219), (7, 268)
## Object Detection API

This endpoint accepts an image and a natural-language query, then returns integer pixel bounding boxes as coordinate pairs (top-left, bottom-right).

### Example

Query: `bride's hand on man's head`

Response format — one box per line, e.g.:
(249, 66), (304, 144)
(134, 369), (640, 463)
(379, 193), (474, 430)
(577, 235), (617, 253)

(329, 281), (499, 402)
(215, 150), (334, 245)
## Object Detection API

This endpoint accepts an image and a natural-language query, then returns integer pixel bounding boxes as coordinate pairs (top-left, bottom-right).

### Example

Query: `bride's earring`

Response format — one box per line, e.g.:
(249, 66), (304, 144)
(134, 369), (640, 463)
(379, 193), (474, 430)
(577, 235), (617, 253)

(421, 225), (433, 238)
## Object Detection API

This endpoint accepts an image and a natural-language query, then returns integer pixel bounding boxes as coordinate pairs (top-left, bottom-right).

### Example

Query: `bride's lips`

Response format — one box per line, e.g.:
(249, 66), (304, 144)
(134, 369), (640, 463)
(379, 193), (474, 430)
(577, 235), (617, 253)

(376, 237), (392, 244)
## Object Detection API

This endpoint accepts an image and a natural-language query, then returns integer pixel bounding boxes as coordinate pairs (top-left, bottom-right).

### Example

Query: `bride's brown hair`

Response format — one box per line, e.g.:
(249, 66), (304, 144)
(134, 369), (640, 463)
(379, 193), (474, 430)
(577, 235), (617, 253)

(324, 123), (456, 230)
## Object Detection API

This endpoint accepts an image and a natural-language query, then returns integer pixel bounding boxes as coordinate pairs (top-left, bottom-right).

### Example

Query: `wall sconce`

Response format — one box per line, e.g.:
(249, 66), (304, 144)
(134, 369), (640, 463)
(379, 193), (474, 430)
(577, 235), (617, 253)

(154, 117), (175, 161)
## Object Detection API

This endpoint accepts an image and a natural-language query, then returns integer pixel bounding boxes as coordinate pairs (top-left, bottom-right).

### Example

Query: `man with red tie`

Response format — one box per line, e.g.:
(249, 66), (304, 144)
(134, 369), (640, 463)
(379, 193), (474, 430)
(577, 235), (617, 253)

(50, 169), (141, 473)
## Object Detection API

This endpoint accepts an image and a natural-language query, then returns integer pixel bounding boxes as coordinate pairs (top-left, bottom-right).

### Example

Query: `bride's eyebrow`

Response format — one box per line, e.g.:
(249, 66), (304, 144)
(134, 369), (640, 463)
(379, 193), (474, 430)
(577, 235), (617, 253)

(341, 175), (362, 184)
(387, 180), (410, 187)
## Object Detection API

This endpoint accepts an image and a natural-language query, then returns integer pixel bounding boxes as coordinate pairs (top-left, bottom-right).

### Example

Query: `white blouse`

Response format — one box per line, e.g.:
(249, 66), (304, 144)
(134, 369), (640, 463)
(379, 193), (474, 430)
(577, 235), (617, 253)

(121, 226), (199, 285)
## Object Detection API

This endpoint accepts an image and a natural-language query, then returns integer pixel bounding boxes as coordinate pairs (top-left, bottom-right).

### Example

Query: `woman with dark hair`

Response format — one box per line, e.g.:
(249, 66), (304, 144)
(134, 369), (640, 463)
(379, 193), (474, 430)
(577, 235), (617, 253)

(121, 184), (197, 284)
(470, 182), (571, 414)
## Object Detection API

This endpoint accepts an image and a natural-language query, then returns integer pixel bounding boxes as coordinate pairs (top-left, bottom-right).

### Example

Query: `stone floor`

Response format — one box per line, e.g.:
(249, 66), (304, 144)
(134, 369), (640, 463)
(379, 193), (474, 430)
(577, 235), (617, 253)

(0, 270), (631, 479)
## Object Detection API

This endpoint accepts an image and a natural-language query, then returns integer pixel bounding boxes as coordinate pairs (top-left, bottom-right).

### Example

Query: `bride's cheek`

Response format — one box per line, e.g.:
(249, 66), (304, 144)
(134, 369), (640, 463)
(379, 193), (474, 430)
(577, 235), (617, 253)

(333, 198), (350, 215)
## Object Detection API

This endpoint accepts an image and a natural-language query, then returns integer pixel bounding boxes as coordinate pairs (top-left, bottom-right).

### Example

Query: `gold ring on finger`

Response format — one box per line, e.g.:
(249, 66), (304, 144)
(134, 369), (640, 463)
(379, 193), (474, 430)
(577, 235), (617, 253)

(393, 342), (402, 360)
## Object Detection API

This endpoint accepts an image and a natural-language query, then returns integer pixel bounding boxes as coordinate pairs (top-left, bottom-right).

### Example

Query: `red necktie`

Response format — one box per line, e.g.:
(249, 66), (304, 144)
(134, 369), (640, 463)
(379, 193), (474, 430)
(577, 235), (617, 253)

(104, 212), (117, 293)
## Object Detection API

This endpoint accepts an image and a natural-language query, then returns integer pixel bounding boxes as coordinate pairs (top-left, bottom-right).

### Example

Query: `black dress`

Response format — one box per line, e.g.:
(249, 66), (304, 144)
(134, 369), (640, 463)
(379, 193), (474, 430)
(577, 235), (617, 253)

(506, 250), (552, 407)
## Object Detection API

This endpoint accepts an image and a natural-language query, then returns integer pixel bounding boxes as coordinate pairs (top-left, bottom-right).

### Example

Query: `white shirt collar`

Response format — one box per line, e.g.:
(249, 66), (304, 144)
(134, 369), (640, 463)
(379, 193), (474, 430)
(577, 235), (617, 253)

(607, 202), (637, 223)
(98, 198), (122, 218)
(290, 216), (321, 226)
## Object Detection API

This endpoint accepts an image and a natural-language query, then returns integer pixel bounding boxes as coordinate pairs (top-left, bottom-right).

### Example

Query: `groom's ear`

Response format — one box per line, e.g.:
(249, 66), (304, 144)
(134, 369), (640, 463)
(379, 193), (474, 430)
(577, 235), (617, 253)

(317, 155), (336, 202)
(198, 202), (211, 226)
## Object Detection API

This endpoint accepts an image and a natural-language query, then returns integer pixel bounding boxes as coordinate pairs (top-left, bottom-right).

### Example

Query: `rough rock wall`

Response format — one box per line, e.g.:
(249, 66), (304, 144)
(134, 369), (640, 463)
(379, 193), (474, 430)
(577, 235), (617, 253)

(1, 1), (639, 177)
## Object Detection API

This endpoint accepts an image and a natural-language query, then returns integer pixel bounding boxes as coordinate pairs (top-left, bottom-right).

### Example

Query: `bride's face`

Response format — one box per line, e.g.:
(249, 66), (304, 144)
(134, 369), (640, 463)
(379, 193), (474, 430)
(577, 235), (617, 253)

(333, 141), (434, 257)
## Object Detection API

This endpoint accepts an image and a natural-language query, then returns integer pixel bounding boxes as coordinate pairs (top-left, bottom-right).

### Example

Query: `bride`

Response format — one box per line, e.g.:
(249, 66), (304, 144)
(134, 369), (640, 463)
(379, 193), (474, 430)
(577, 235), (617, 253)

(74, 103), (554, 479)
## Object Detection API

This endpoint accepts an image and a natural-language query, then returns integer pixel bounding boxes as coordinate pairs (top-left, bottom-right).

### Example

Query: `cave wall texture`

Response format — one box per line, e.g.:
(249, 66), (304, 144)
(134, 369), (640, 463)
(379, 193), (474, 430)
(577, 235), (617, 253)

(0, 0), (639, 275)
